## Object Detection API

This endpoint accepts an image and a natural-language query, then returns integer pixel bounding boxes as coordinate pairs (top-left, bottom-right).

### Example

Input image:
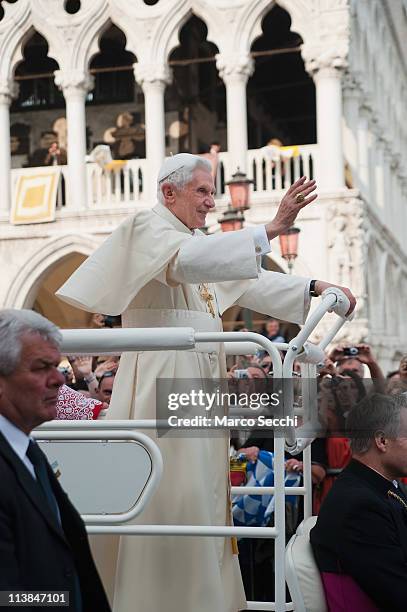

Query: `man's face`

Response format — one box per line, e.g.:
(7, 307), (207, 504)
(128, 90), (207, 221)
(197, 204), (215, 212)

(164, 168), (216, 229)
(337, 358), (364, 378)
(382, 409), (407, 478)
(98, 374), (115, 404)
(266, 320), (279, 336)
(0, 334), (64, 434)
(334, 375), (360, 411)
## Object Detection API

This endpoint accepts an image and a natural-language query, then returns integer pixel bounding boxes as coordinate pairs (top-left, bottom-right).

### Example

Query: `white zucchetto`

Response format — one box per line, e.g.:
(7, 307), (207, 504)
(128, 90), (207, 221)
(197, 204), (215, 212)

(157, 153), (209, 183)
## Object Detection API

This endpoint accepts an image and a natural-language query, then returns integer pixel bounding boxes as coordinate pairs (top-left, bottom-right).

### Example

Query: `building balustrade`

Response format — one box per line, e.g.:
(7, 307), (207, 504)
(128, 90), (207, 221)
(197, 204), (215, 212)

(8, 145), (319, 214)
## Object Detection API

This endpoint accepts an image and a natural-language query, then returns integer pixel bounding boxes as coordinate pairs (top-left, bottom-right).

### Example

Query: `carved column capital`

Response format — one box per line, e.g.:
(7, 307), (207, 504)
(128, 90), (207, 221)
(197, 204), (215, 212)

(133, 62), (172, 91)
(215, 53), (254, 83)
(54, 70), (94, 98)
(303, 46), (348, 80)
(0, 79), (19, 105)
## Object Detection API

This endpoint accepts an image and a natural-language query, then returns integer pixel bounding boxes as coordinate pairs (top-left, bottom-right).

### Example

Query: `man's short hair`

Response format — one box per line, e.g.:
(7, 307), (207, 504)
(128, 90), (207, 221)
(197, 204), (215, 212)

(0, 309), (62, 376)
(346, 393), (407, 454)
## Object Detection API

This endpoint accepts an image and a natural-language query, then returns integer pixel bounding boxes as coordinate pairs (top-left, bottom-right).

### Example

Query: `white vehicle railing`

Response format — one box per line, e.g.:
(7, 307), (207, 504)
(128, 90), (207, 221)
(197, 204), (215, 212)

(38, 288), (350, 611)
(34, 429), (163, 524)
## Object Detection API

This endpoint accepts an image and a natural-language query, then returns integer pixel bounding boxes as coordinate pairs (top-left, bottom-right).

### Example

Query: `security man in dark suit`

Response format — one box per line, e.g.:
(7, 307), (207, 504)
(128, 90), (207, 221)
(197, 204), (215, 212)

(311, 393), (407, 611)
(0, 309), (111, 611)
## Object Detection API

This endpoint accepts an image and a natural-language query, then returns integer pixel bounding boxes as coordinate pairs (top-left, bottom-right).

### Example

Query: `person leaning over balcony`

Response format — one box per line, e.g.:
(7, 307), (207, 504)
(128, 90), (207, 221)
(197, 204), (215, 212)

(0, 309), (111, 612)
(44, 140), (68, 166)
(56, 153), (355, 612)
(311, 393), (407, 612)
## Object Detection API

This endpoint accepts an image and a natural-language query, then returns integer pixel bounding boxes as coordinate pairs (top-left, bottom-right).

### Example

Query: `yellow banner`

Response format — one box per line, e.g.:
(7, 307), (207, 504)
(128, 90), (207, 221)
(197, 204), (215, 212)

(10, 167), (61, 225)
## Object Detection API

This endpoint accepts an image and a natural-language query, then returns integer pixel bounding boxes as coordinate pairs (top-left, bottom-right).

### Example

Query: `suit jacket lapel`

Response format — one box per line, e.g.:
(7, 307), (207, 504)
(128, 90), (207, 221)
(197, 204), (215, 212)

(0, 433), (67, 543)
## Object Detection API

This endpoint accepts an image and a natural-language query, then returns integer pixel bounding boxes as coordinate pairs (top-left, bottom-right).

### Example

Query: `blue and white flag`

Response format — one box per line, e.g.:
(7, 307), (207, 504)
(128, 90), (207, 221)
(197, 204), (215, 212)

(232, 450), (301, 527)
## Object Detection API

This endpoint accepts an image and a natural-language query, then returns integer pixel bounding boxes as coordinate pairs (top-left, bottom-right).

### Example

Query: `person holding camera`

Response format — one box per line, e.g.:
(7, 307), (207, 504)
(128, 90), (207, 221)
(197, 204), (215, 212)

(329, 343), (386, 393)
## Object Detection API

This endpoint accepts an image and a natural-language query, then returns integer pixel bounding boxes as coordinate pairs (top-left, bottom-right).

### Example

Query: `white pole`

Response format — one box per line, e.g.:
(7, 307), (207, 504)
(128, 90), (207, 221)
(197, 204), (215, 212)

(374, 139), (385, 209)
(134, 63), (171, 201)
(87, 525), (277, 538)
(357, 106), (370, 201)
(216, 54), (253, 175)
(55, 70), (93, 209)
(302, 443), (313, 520)
(0, 80), (17, 213)
(342, 73), (360, 188)
(314, 67), (345, 190)
(274, 436), (286, 612)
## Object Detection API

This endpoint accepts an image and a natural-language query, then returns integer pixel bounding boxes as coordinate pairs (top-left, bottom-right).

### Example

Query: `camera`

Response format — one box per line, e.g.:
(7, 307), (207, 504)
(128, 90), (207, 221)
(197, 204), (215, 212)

(234, 369), (250, 379)
(343, 347), (359, 357)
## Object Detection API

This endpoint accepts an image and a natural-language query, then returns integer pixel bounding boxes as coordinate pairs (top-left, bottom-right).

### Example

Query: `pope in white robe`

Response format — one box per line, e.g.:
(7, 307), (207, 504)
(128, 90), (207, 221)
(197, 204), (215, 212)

(56, 154), (352, 612)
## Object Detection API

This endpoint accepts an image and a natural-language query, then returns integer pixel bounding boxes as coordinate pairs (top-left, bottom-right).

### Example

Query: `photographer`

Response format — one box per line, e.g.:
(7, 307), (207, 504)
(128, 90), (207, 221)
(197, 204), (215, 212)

(329, 343), (386, 393)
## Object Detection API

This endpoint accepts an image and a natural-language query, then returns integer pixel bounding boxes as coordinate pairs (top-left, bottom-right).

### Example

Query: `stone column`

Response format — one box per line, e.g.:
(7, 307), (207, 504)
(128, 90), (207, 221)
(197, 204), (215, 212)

(389, 156), (402, 242)
(356, 104), (371, 201)
(0, 79), (18, 213)
(305, 55), (346, 190)
(374, 136), (385, 210)
(134, 63), (172, 201)
(54, 70), (94, 209)
(383, 148), (393, 225)
(216, 54), (254, 175)
(342, 72), (360, 189)
(400, 174), (407, 248)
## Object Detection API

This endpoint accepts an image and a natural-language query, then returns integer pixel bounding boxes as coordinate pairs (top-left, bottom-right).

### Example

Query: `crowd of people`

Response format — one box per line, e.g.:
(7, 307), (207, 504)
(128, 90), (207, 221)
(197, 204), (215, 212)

(225, 321), (407, 604)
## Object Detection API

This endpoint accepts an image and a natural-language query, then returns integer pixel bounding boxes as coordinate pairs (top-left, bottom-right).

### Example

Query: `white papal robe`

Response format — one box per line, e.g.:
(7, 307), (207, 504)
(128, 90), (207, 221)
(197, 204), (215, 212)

(57, 203), (311, 612)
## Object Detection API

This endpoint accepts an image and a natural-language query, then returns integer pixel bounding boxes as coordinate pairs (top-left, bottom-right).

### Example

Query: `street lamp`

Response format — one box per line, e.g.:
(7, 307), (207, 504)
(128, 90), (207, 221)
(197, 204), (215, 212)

(279, 226), (300, 274)
(218, 207), (245, 232)
(226, 168), (253, 210)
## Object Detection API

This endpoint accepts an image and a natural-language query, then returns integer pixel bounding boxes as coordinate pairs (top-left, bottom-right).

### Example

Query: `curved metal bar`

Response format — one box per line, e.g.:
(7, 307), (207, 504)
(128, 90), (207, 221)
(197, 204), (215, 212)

(86, 524), (277, 538)
(318, 312), (354, 352)
(282, 289), (351, 450)
(61, 327), (195, 353)
(33, 429), (163, 524)
(195, 331), (283, 378)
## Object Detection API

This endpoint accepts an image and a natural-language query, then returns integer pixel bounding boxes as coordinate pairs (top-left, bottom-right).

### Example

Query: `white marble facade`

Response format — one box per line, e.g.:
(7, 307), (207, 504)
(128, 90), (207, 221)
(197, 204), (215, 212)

(0, 0), (406, 372)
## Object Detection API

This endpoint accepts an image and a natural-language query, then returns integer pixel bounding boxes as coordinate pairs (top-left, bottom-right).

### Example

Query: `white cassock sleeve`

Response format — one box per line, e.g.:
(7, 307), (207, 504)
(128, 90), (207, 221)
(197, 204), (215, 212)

(165, 227), (268, 285)
(214, 271), (311, 325)
(163, 225), (311, 325)
(237, 271), (311, 324)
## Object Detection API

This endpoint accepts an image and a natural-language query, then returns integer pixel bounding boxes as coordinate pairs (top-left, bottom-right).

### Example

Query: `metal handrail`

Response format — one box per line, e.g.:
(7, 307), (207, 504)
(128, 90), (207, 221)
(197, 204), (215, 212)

(34, 429), (163, 524)
(50, 291), (351, 611)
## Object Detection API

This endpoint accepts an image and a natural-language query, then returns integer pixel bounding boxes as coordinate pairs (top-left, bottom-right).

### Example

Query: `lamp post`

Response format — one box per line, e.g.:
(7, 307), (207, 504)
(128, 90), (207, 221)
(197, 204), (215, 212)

(225, 167), (253, 210)
(219, 167), (253, 232)
(218, 207), (245, 232)
(279, 226), (300, 274)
